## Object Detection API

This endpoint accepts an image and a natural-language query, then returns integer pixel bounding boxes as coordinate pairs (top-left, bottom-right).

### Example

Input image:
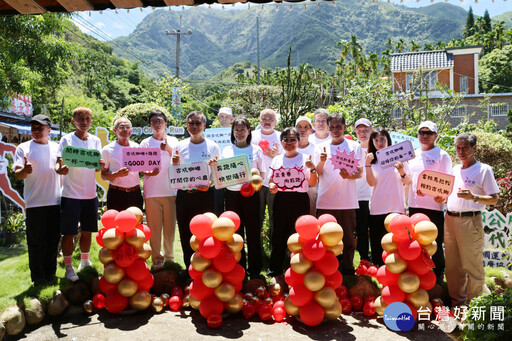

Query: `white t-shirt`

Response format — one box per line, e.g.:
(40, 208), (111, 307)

(270, 153), (311, 193)
(222, 144), (264, 191)
(297, 143), (316, 158)
(140, 136), (179, 198)
(408, 147), (453, 211)
(446, 162), (499, 212)
(176, 138), (220, 164)
(369, 162), (410, 215)
(356, 146), (372, 201)
(14, 140), (61, 208)
(314, 139), (364, 210)
(251, 130), (282, 187)
(309, 134), (331, 145)
(57, 133), (102, 200)
(101, 140), (140, 189)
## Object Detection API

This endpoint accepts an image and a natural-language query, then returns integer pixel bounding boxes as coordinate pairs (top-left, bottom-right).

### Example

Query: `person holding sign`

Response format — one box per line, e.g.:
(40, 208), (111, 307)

(173, 111), (221, 269)
(296, 116), (317, 216)
(55, 107), (104, 282)
(140, 110), (179, 270)
(222, 117), (265, 279)
(365, 128), (411, 266)
(101, 118), (143, 211)
(408, 121), (452, 283)
(444, 133), (498, 305)
(268, 127), (318, 277)
(14, 115), (61, 285)
(314, 113), (363, 275)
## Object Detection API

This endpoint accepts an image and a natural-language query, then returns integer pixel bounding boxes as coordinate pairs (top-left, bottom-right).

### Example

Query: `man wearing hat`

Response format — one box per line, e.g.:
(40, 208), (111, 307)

(14, 115), (61, 285)
(296, 116), (316, 215)
(217, 107), (234, 128)
(408, 121), (452, 283)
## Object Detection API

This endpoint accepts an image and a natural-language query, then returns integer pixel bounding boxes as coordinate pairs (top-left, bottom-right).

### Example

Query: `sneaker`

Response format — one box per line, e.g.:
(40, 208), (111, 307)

(153, 261), (164, 271)
(78, 260), (93, 271)
(65, 267), (79, 282)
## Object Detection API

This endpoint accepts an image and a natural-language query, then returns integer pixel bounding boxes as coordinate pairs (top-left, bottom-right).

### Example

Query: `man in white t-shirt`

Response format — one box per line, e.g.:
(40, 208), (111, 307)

(217, 107), (234, 128)
(14, 115), (61, 285)
(445, 133), (498, 305)
(296, 116), (316, 215)
(55, 107), (104, 282)
(408, 121), (452, 283)
(308, 108), (331, 145)
(213, 107), (234, 215)
(140, 110), (179, 270)
(251, 109), (282, 241)
(315, 113), (364, 275)
(354, 118), (373, 262)
(101, 117), (143, 211)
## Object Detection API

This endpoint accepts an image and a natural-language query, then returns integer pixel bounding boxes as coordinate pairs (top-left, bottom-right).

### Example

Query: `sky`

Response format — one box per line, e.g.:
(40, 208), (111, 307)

(72, 0), (511, 41)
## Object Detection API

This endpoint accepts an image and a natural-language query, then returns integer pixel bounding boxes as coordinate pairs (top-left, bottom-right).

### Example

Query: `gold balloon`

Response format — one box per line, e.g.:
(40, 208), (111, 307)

(204, 212), (218, 223)
(212, 217), (236, 241)
(104, 263), (125, 283)
(284, 297), (300, 316)
(126, 206), (144, 225)
(102, 228), (124, 249)
(189, 295), (201, 310)
(227, 233), (244, 253)
(290, 252), (313, 274)
(129, 290), (151, 310)
(327, 241), (344, 256)
(385, 252), (408, 274)
(384, 213), (400, 233)
(98, 247), (114, 265)
(319, 222), (344, 246)
(202, 268), (223, 288)
(398, 271), (420, 294)
(83, 300), (94, 313)
(250, 175), (263, 191)
(190, 252), (212, 272)
(234, 251), (242, 263)
(406, 289), (429, 310)
(214, 283), (236, 302)
(374, 296), (388, 316)
(152, 297), (165, 313)
(138, 243), (151, 260)
(381, 233), (398, 253)
(250, 168), (260, 176)
(224, 294), (243, 314)
(118, 278), (138, 297)
(314, 287), (337, 308)
(304, 271), (325, 292)
(414, 221), (438, 245)
(125, 228), (145, 249)
(423, 241), (437, 256)
(324, 300), (342, 320)
(190, 235), (200, 252)
(182, 294), (190, 308)
(161, 294), (170, 307)
(287, 233), (303, 253)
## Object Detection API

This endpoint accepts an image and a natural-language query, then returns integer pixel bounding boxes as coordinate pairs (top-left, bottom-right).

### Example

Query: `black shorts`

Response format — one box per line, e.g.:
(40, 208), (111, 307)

(60, 197), (98, 235)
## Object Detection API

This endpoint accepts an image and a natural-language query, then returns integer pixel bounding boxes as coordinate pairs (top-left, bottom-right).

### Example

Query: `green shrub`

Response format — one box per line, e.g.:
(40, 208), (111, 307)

(471, 131), (512, 179)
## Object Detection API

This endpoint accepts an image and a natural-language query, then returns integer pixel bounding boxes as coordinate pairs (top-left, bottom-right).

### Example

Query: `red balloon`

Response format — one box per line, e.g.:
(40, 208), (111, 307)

(136, 224), (151, 242)
(365, 295), (376, 304)
(356, 264), (368, 276)
(389, 215), (413, 241)
(318, 213), (337, 226)
(314, 253), (339, 276)
(93, 294), (105, 309)
(96, 228), (107, 247)
(303, 239), (326, 261)
(273, 300), (285, 309)
(324, 271), (343, 289)
(382, 250), (389, 263)
(189, 280), (215, 301)
(234, 281), (243, 293)
(359, 259), (371, 268)
(368, 265), (378, 277)
(101, 209), (119, 229)
(188, 265), (203, 281)
(258, 304), (273, 321)
(350, 295), (363, 311)
(381, 285), (406, 305)
(169, 296), (182, 311)
(258, 139), (270, 153)
(376, 265), (400, 287)
(405, 302), (417, 320)
(213, 246), (236, 273)
(114, 243), (139, 267)
(363, 301), (375, 316)
(398, 239), (422, 261)
(99, 276), (117, 294)
(295, 215), (320, 240)
(190, 214), (214, 239)
(419, 270), (436, 290)
(138, 273), (154, 292)
(199, 295), (224, 319)
(220, 211), (241, 231)
(284, 268), (305, 287)
(240, 183), (255, 197)
(272, 306), (286, 322)
(207, 314), (223, 328)
(344, 134), (354, 141)
(335, 285), (347, 299)
(105, 291), (128, 313)
(199, 236), (222, 259)
(242, 301), (256, 319)
(288, 284), (313, 307)
(126, 259), (150, 281)
(114, 210), (137, 233)
(407, 254), (432, 275)
(300, 301), (324, 326)
(410, 213), (430, 226)
(340, 296), (352, 314)
(223, 264), (245, 285)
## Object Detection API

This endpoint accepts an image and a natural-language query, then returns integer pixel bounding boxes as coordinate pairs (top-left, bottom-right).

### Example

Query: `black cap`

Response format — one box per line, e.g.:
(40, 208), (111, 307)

(30, 114), (51, 127)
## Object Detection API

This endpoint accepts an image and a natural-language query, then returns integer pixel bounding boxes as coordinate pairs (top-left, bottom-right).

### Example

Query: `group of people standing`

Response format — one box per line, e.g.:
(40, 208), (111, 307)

(15, 105), (498, 307)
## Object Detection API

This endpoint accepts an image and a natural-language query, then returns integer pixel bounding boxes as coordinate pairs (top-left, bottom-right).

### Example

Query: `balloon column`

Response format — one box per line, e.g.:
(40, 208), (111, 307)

(240, 168), (263, 197)
(284, 214), (345, 326)
(94, 207), (154, 313)
(188, 211), (245, 328)
(374, 213), (438, 318)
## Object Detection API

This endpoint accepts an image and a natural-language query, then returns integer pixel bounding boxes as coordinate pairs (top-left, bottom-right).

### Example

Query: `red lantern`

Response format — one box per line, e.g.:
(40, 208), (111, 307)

(126, 259), (149, 281)
(240, 183), (255, 197)
(207, 314), (222, 328)
(300, 301), (324, 326)
(324, 271), (343, 289)
(199, 296), (224, 319)
(288, 284), (313, 307)
(189, 280), (215, 301)
(314, 253), (339, 276)
(419, 270), (436, 290)
(114, 243), (139, 268)
(199, 236), (222, 259)
(381, 285), (406, 305)
(295, 215), (320, 240)
(350, 295), (363, 311)
(398, 239), (422, 261)
(101, 209), (119, 229)
(105, 291), (128, 313)
(114, 210), (137, 233)
(220, 211), (241, 231)
(190, 214), (214, 239)
(93, 294), (105, 309)
(213, 246), (236, 273)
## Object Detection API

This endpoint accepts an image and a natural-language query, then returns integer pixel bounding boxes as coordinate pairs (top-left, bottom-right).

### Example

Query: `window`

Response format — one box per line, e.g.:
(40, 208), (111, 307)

(392, 107), (403, 119)
(489, 103), (509, 117)
(406, 71), (438, 91)
(451, 106), (467, 118)
(460, 77), (469, 93)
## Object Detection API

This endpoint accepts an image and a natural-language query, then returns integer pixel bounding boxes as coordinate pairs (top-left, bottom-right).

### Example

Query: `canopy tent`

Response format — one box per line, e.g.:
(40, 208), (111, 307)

(0, 121), (63, 138)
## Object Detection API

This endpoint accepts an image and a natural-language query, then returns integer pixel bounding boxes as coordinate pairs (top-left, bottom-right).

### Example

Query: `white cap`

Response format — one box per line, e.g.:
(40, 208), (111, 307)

(354, 118), (371, 128)
(295, 116), (312, 127)
(218, 107), (233, 116)
(418, 121), (438, 133)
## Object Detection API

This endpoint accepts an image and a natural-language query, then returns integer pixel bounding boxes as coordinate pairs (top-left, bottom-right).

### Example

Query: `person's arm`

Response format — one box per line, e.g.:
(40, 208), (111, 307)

(395, 161), (411, 185)
(14, 151), (32, 180)
(340, 166), (363, 180)
(365, 153), (376, 187)
(101, 167), (130, 181)
(457, 189), (498, 206)
(316, 147), (327, 176)
(54, 157), (69, 175)
(306, 155), (318, 187)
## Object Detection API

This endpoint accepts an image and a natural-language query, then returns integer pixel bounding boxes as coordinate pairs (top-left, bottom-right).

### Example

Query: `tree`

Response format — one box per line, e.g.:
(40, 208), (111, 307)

(463, 6), (475, 38)
(482, 10), (492, 34)
(479, 44), (512, 93)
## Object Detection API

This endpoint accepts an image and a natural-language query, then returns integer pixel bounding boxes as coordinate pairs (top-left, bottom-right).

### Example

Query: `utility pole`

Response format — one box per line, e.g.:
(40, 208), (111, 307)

(166, 20), (192, 79)
(256, 15), (260, 85)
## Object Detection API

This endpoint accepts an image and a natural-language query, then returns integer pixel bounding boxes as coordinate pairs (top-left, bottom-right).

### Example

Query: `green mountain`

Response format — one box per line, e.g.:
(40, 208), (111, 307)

(111, 0), (467, 80)
(493, 11), (512, 28)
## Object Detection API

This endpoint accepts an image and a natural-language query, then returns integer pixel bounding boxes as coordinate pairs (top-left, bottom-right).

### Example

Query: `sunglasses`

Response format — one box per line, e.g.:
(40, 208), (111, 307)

(187, 121), (203, 126)
(418, 130), (436, 136)
(283, 139), (298, 143)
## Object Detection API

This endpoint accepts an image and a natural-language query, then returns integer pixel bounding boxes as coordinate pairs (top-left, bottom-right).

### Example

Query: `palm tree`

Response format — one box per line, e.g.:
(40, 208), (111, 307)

(409, 40), (420, 52)
(396, 38), (406, 53)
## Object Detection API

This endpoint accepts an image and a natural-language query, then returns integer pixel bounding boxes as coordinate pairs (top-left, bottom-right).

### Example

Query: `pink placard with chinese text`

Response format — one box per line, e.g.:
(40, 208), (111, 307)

(122, 147), (161, 172)
(417, 170), (455, 198)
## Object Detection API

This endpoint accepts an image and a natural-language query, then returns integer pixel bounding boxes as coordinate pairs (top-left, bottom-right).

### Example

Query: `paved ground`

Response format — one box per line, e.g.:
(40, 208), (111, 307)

(8, 308), (459, 341)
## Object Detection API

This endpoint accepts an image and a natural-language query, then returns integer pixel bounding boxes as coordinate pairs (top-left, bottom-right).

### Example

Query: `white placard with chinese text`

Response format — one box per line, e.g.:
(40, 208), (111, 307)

(417, 170), (455, 198)
(482, 210), (511, 268)
(168, 162), (210, 190)
(390, 132), (420, 150)
(211, 155), (250, 189)
(271, 167), (306, 191)
(204, 128), (231, 152)
(376, 140), (415, 169)
(122, 147), (161, 172)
